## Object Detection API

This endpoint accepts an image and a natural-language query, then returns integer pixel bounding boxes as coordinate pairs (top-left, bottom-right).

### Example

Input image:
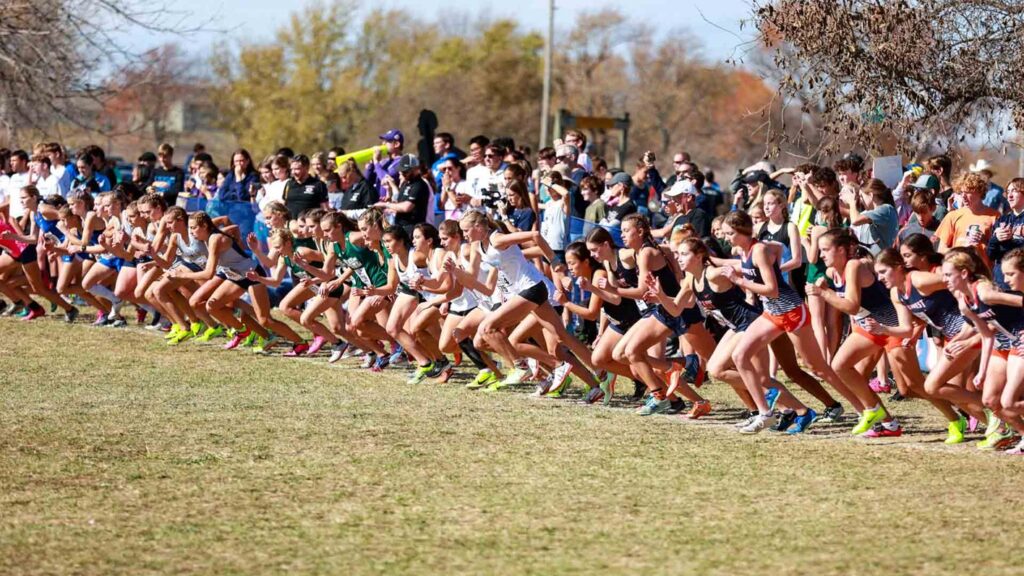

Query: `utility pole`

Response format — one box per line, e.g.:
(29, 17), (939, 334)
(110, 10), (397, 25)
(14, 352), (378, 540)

(539, 0), (554, 150)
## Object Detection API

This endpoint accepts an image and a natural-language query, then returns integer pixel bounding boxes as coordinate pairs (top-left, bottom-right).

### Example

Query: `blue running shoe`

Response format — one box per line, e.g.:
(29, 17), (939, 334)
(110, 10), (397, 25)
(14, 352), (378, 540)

(765, 386), (780, 411)
(388, 345), (406, 366)
(787, 409), (817, 435)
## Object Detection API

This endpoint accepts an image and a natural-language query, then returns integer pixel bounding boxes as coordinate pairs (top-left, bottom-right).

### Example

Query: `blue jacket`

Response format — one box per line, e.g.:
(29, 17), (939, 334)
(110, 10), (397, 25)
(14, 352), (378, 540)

(217, 171), (259, 203)
(987, 209), (1024, 288)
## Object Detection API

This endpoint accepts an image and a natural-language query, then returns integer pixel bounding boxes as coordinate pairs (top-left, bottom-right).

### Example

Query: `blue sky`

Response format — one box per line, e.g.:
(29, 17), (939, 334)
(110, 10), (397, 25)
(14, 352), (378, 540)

(146, 0), (757, 65)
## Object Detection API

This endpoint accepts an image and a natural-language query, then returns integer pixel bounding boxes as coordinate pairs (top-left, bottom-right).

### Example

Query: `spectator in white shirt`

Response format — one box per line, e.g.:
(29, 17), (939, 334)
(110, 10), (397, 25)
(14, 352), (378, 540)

(5, 150), (32, 218)
(30, 154), (60, 198)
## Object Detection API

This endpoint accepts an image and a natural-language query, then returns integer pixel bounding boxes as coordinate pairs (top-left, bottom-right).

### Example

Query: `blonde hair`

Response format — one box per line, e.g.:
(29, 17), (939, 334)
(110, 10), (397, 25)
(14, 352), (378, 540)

(268, 228), (293, 248)
(943, 248), (991, 281)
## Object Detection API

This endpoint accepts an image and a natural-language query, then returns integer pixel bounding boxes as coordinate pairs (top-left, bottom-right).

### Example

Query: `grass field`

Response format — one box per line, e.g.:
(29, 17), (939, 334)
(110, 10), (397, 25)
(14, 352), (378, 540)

(1, 316), (1023, 575)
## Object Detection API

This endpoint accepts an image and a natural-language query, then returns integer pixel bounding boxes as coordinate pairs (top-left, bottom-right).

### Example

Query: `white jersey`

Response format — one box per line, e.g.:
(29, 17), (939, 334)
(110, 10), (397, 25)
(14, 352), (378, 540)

(449, 247), (481, 313)
(479, 232), (547, 298)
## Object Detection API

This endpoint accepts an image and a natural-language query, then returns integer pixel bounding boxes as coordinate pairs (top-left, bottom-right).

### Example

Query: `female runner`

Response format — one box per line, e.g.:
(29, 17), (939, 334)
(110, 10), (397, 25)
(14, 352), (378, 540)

(943, 249), (1024, 449)
(723, 211), (857, 434)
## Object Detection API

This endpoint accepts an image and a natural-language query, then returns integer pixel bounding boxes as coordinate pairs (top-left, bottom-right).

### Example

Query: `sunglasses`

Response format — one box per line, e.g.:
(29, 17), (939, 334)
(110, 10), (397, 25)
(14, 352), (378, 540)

(484, 154), (497, 159)
(440, 166), (454, 172)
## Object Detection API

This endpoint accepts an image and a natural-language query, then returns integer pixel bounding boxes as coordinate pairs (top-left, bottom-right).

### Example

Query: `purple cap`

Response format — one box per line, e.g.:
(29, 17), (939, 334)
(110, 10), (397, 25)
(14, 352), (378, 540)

(379, 129), (404, 144)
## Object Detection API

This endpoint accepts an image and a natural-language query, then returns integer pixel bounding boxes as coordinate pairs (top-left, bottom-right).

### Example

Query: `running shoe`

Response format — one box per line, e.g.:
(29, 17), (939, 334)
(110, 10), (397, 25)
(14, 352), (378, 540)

(944, 415), (967, 445)
(786, 409), (818, 435)
(197, 326), (224, 342)
(471, 370), (499, 390)
(467, 369), (494, 390)
(4, 302), (25, 317)
(771, 410), (798, 432)
(328, 342), (349, 364)
(253, 335), (280, 354)
(453, 349), (462, 367)
(342, 346), (364, 360)
(190, 322), (205, 337)
(599, 372), (616, 406)
(546, 376), (573, 399)
(165, 324), (182, 340)
(22, 306), (45, 321)
(360, 353), (378, 369)
(91, 312), (108, 326)
(583, 386), (605, 404)
(735, 412), (758, 429)
(434, 362), (455, 383)
(107, 316), (127, 328)
(739, 413), (776, 434)
(984, 409), (997, 435)
(306, 336), (327, 356)
(861, 420), (903, 438)
(666, 398), (688, 415)
(168, 328), (194, 345)
(491, 367), (527, 390)
(967, 415), (981, 434)
(425, 357), (449, 379)
(684, 400), (712, 420)
(135, 308), (147, 325)
(370, 354), (391, 372)
(241, 331), (258, 347)
(889, 391), (907, 402)
(545, 362), (573, 397)
(283, 342), (309, 357)
(531, 374), (554, 397)
(683, 354), (706, 388)
(527, 358), (541, 382)
(977, 427), (1016, 451)
(764, 386), (780, 411)
(1005, 438), (1024, 455)
(637, 395), (671, 416)
(851, 406), (887, 435)
(815, 403), (845, 423)
(0, 300), (6, 315)
(16, 305), (33, 319)
(868, 377), (891, 394)
(406, 363), (434, 384)
(63, 307), (79, 324)
(388, 345), (407, 366)
(224, 329), (250, 350)
(146, 312), (163, 329)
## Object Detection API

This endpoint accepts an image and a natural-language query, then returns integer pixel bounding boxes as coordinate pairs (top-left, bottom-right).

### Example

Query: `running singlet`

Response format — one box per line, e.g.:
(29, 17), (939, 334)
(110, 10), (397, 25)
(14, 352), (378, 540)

(174, 233), (208, 269)
(898, 277), (965, 339)
(757, 223), (804, 288)
(832, 272), (899, 329)
(740, 241), (804, 315)
(601, 257), (641, 329)
(214, 232), (256, 280)
(694, 267), (762, 331)
(965, 282), (1024, 350)
(480, 232), (547, 299)
(35, 213), (64, 243)
(449, 247), (481, 313)
(343, 237), (389, 288)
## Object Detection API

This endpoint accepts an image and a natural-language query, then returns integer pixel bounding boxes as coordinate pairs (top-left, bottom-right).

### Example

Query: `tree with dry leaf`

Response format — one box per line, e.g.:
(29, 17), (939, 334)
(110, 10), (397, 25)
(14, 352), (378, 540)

(753, 0), (1024, 158)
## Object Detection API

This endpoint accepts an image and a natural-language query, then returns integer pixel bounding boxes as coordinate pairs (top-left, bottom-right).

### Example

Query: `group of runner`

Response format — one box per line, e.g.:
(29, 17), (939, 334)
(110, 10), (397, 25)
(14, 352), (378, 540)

(2, 142), (1023, 454)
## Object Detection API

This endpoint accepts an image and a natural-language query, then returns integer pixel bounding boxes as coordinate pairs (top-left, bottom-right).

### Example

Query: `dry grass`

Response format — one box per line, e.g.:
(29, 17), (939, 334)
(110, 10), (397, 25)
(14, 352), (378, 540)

(1, 317), (1022, 575)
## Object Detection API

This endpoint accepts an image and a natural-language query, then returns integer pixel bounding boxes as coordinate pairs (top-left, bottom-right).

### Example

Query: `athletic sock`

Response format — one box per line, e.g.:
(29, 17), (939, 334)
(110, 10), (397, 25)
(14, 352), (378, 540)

(458, 338), (488, 369)
(87, 284), (120, 307)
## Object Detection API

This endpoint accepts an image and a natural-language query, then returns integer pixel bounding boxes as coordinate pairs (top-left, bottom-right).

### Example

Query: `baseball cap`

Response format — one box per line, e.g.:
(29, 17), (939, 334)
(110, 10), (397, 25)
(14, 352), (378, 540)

(910, 174), (940, 191)
(741, 170), (772, 185)
(609, 172), (632, 188)
(664, 180), (697, 198)
(395, 154), (419, 172)
(379, 129), (404, 144)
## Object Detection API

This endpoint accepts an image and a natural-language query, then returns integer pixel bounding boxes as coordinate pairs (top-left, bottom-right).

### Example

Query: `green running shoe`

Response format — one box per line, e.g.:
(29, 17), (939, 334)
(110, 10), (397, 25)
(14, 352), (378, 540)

(242, 331), (258, 347)
(196, 325), (224, 342)
(168, 328), (194, 346)
(467, 369), (493, 390)
(977, 425), (1015, 450)
(851, 406), (887, 435)
(944, 415), (967, 445)
(599, 372), (616, 406)
(164, 324), (182, 340)
(253, 334), (279, 355)
(406, 363), (434, 385)
(190, 322), (205, 337)
(487, 367), (527, 392)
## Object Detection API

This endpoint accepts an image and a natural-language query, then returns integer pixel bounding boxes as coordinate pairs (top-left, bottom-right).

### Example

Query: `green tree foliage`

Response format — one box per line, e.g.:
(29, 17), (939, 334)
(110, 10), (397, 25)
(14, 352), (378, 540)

(209, 2), (773, 168)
